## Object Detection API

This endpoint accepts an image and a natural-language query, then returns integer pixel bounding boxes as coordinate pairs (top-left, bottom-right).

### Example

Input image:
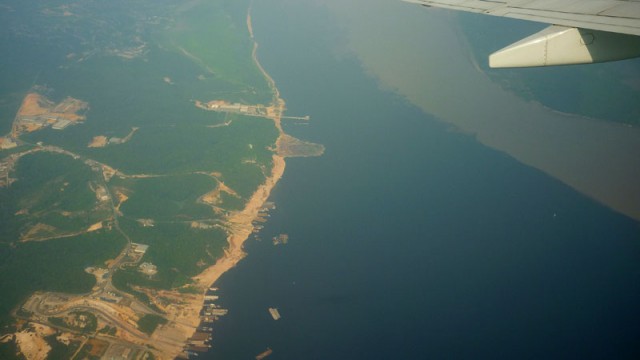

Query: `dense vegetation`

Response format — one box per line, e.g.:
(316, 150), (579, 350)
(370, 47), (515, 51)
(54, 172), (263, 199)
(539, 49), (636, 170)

(164, 0), (272, 104)
(113, 219), (226, 290)
(45, 334), (81, 360)
(0, 153), (124, 328)
(0, 340), (22, 360)
(0, 152), (104, 242)
(84, 116), (277, 182)
(0, 231), (125, 328)
(0, 0), (278, 346)
(120, 174), (216, 221)
(137, 314), (168, 335)
(48, 311), (97, 333)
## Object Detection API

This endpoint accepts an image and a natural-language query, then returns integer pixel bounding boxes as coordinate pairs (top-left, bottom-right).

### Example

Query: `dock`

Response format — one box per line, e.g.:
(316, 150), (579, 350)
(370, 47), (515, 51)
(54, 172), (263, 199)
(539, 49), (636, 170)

(186, 345), (210, 353)
(207, 309), (228, 316)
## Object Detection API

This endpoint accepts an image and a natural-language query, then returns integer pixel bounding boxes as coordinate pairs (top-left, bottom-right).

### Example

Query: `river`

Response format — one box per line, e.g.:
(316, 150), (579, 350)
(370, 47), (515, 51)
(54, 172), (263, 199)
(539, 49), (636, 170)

(203, 0), (640, 359)
(321, 0), (640, 221)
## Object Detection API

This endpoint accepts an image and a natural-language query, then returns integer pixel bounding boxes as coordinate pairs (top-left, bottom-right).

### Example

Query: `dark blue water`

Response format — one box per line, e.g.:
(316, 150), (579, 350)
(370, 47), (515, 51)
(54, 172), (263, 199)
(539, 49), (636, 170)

(204, 1), (640, 359)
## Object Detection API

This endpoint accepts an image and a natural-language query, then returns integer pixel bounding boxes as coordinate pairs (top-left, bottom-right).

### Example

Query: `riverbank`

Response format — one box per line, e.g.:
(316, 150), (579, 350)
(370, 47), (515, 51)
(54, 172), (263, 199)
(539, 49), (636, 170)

(193, 154), (285, 288)
(204, 1), (640, 357)
(151, 153), (286, 358)
(193, 1), (289, 295)
(156, 5), (291, 358)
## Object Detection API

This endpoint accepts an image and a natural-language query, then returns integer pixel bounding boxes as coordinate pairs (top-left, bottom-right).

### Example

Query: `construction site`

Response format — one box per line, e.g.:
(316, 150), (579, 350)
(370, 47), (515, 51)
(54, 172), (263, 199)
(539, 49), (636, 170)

(11, 93), (88, 137)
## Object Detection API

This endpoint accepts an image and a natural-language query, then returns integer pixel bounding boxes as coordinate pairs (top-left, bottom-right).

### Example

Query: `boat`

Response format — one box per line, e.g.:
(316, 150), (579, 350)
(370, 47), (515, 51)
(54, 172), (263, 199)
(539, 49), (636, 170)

(268, 307), (281, 320)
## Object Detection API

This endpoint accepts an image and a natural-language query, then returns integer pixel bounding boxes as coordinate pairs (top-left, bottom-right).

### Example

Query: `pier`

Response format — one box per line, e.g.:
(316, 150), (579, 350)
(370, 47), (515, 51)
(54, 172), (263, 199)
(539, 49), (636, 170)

(195, 100), (310, 121)
(280, 115), (310, 121)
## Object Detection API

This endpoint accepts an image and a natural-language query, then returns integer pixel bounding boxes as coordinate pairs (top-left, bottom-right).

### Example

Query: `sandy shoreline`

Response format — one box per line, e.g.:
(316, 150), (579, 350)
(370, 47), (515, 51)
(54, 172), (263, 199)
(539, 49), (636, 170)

(153, 154), (285, 359)
(191, 2), (287, 293)
(193, 154), (285, 287)
(157, 5), (290, 358)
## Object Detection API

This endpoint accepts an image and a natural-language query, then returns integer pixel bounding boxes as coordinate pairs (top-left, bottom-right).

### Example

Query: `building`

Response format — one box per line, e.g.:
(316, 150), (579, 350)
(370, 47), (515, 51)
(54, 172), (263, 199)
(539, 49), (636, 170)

(139, 262), (158, 276)
(131, 243), (149, 254)
(52, 119), (72, 130)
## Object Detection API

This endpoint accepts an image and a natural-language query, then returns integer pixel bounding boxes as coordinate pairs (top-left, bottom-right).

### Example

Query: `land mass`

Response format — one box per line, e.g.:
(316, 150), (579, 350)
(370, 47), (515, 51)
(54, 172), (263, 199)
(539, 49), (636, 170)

(0, 1), (323, 359)
(11, 92), (88, 137)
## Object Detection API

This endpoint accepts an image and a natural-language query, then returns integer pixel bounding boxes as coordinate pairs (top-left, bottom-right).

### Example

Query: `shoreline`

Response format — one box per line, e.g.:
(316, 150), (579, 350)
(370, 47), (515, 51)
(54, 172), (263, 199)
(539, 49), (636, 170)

(192, 1), (288, 292)
(156, 154), (286, 359)
(160, 3), (290, 358)
(192, 153), (285, 288)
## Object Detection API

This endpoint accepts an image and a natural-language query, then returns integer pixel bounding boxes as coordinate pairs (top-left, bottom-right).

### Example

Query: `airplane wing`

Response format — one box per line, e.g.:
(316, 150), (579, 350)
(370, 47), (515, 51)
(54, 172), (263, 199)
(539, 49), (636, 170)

(403, 0), (640, 67)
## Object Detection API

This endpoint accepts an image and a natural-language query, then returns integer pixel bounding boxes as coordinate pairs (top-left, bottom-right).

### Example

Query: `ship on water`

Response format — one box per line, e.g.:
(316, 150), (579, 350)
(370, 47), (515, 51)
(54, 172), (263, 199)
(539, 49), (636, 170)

(256, 347), (273, 360)
(268, 308), (281, 320)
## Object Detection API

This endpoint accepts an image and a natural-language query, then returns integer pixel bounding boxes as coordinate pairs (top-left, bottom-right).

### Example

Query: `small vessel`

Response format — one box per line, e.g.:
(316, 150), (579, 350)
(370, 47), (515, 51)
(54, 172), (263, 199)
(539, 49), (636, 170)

(268, 307), (281, 320)
(272, 234), (289, 246)
(255, 347), (273, 360)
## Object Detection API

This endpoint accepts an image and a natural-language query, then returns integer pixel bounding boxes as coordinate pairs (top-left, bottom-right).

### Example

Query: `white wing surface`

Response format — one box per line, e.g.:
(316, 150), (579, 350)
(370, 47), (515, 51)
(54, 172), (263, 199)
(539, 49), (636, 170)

(404, 0), (640, 67)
